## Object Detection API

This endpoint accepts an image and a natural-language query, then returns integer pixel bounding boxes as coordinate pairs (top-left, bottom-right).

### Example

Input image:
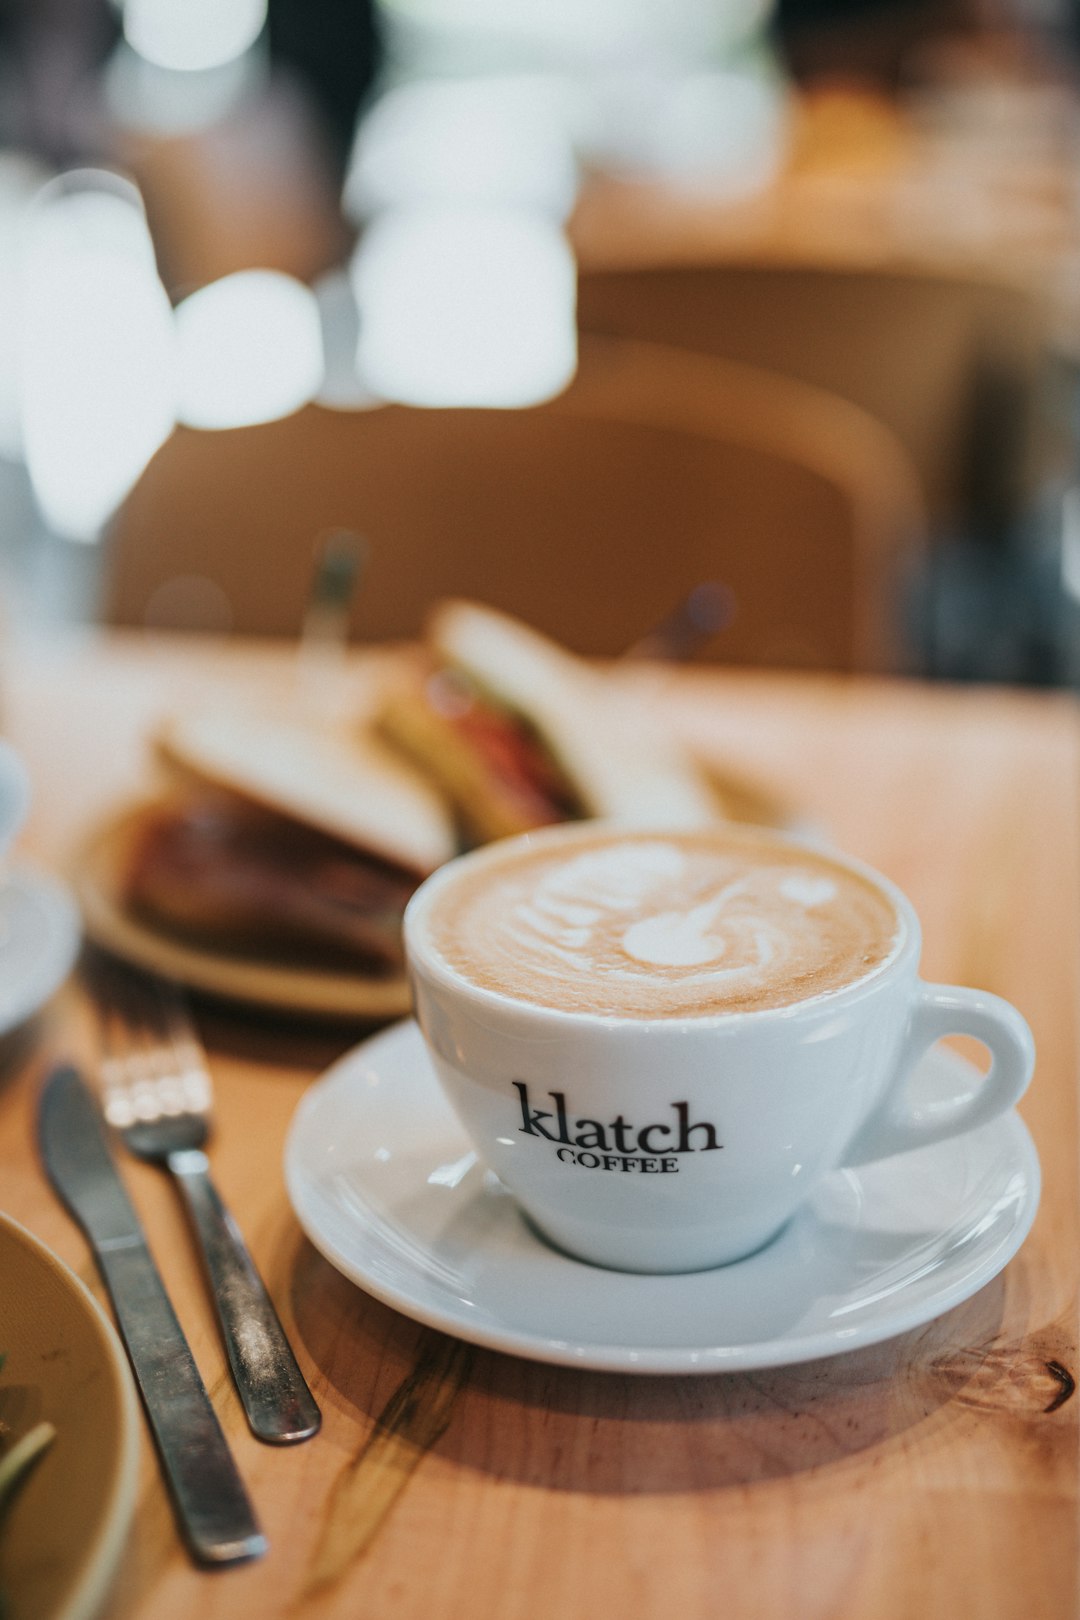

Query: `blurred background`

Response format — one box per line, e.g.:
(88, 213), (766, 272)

(3, 0), (1080, 680)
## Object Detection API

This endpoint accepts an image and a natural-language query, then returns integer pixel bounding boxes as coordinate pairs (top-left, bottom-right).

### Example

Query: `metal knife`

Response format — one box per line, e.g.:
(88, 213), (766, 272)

(38, 1064), (267, 1567)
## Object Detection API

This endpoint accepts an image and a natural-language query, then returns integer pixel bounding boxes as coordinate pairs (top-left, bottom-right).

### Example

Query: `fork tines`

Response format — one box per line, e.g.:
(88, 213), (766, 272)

(89, 960), (212, 1128)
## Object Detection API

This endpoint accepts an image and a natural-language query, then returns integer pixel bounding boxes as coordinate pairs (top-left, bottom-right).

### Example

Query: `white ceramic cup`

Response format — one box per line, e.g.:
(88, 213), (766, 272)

(404, 826), (1035, 1273)
(0, 739), (29, 866)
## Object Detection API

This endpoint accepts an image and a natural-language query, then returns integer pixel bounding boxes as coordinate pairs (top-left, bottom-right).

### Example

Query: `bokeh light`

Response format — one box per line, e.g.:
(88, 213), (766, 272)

(122, 0), (268, 74)
(344, 76), (579, 222)
(0, 153), (52, 459)
(174, 269), (324, 430)
(352, 205), (577, 409)
(18, 171), (176, 542)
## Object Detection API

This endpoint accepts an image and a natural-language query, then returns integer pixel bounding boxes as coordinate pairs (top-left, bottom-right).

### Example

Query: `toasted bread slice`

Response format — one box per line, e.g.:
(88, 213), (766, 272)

(157, 708), (457, 876)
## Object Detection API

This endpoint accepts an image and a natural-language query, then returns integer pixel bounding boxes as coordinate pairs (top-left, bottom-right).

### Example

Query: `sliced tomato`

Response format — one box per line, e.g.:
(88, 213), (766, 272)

(422, 667), (582, 824)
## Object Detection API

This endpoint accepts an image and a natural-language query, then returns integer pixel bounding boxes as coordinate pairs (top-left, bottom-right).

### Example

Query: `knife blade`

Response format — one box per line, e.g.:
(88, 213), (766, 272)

(38, 1063), (267, 1567)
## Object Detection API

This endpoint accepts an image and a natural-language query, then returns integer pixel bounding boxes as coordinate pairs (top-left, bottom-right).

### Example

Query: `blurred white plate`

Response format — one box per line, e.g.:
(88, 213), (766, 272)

(0, 862), (80, 1034)
(285, 1021), (1041, 1375)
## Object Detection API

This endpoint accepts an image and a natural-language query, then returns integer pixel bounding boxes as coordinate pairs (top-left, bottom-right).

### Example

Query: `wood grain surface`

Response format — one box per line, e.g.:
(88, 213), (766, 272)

(1, 633), (1076, 1620)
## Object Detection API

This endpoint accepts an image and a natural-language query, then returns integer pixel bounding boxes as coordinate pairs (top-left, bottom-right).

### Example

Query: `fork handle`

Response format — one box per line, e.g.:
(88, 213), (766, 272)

(168, 1150), (321, 1444)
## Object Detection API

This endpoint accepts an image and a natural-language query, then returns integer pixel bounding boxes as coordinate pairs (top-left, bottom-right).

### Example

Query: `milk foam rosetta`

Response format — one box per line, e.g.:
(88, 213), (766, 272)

(423, 829), (903, 1018)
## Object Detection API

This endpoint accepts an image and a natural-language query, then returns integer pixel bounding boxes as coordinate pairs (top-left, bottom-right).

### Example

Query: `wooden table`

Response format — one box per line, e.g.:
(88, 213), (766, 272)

(2, 631), (1078, 1620)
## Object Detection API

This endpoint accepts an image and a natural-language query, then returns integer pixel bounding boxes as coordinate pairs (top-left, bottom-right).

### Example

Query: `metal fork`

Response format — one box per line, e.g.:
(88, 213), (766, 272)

(94, 965), (321, 1445)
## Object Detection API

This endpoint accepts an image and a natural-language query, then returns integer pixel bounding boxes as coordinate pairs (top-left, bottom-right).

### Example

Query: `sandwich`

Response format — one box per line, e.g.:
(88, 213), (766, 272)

(116, 605), (784, 983)
(374, 599), (726, 845)
(119, 709), (458, 975)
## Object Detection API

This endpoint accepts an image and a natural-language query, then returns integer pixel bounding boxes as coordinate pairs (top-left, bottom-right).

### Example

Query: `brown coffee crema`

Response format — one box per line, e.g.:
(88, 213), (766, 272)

(422, 828), (903, 1018)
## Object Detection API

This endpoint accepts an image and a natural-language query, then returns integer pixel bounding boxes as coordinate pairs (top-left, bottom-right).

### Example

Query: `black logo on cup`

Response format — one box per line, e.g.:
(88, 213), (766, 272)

(512, 1080), (722, 1175)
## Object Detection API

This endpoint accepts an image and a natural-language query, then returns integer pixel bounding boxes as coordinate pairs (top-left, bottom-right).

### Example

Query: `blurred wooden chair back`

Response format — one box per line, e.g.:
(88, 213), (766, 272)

(577, 264), (1049, 539)
(103, 336), (925, 671)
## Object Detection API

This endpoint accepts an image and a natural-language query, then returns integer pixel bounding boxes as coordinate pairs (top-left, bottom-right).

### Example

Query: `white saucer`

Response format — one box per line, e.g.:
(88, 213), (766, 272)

(284, 1020), (1041, 1375)
(0, 860), (80, 1036)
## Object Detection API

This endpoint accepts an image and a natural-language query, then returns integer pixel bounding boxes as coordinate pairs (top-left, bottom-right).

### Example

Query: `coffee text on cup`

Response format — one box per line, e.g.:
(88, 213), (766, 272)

(512, 1081), (723, 1174)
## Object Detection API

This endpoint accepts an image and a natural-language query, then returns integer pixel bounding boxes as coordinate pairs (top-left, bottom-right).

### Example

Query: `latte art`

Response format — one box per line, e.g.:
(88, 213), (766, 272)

(422, 828), (903, 1018)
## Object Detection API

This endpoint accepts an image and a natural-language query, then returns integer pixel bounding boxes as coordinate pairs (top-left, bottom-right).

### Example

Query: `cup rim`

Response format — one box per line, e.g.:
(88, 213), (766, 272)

(404, 820), (921, 1030)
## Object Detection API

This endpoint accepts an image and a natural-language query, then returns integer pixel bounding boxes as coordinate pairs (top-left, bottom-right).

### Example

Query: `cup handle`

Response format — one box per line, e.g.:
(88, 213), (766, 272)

(843, 983), (1035, 1166)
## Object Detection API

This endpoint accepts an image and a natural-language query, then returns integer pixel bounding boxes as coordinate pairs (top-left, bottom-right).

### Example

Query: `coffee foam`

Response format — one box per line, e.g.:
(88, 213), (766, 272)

(421, 828), (903, 1018)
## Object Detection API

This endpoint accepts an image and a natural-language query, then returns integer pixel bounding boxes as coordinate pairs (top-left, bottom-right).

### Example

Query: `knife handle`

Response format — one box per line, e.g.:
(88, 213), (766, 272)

(97, 1235), (267, 1566)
